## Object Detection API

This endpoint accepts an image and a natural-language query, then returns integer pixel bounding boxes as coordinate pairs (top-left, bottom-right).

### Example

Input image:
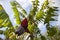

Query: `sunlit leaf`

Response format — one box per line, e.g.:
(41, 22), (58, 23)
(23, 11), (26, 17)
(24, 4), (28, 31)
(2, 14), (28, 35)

(36, 11), (44, 20)
(0, 5), (3, 10)
(10, 1), (21, 25)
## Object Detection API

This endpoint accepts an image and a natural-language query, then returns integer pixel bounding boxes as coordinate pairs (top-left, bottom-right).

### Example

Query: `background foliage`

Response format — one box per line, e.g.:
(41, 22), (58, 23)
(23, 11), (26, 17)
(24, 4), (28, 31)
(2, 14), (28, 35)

(0, 0), (60, 40)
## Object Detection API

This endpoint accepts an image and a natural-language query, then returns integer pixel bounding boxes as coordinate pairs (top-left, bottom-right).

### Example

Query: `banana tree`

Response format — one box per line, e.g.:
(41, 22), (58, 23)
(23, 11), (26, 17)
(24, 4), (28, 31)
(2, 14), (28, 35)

(0, 0), (59, 40)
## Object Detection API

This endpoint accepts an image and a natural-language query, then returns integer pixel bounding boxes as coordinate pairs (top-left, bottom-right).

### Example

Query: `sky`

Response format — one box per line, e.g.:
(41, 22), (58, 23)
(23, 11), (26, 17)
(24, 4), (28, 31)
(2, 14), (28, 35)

(0, 0), (60, 39)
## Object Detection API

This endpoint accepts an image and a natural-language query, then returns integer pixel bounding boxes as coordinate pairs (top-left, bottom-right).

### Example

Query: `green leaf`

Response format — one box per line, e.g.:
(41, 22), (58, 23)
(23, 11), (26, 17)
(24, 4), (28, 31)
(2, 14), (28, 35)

(41, 35), (46, 40)
(44, 7), (58, 24)
(28, 21), (36, 33)
(47, 27), (57, 37)
(0, 30), (4, 34)
(36, 11), (44, 20)
(0, 5), (3, 10)
(10, 1), (16, 6)
(10, 2), (21, 25)
(0, 19), (3, 24)
(0, 6), (13, 27)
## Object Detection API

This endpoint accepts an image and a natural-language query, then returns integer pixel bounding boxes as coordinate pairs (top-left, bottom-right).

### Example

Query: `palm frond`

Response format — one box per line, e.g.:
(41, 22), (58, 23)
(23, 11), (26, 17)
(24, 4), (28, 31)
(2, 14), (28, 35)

(0, 5), (13, 28)
(10, 1), (21, 25)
